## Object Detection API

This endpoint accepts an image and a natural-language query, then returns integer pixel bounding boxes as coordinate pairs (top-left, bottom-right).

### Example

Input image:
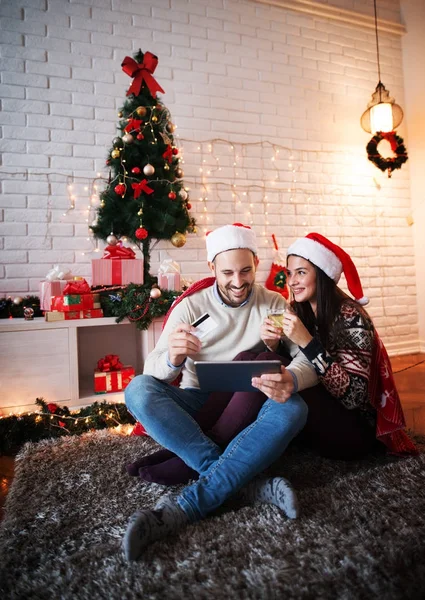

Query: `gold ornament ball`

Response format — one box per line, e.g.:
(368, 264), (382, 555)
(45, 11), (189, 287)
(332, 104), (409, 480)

(150, 287), (162, 299)
(111, 149), (120, 159)
(164, 163), (170, 171)
(166, 122), (176, 133)
(13, 296), (23, 305)
(136, 106), (147, 117)
(152, 115), (158, 123)
(175, 168), (184, 178)
(118, 111), (123, 118)
(171, 232), (186, 248)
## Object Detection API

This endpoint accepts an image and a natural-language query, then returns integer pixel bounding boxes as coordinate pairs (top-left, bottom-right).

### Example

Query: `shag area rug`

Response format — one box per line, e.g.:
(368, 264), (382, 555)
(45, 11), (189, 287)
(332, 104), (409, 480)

(0, 430), (424, 600)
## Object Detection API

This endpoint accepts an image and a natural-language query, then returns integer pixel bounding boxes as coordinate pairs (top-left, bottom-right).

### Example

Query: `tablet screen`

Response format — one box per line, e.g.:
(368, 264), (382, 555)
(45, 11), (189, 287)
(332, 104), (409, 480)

(194, 360), (282, 392)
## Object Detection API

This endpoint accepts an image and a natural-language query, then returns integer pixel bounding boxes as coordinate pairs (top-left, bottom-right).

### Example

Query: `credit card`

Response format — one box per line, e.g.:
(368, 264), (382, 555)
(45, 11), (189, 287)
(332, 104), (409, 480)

(191, 313), (218, 339)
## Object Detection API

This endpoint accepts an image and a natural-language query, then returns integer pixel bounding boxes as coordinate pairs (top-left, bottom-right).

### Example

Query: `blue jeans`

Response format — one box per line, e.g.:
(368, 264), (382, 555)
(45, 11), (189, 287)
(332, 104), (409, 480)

(125, 375), (308, 522)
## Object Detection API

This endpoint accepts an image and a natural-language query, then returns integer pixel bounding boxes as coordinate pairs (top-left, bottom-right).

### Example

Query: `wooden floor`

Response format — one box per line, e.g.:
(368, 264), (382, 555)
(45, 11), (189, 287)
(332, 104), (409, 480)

(1, 353), (424, 522)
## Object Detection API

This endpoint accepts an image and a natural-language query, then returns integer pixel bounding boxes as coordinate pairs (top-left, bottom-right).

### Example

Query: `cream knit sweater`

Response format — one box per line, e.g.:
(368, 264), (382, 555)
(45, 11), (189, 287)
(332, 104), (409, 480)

(143, 284), (317, 392)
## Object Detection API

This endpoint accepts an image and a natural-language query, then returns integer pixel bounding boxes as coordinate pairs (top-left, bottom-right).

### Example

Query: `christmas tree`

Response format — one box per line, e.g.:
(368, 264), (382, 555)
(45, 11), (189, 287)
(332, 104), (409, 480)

(90, 50), (196, 281)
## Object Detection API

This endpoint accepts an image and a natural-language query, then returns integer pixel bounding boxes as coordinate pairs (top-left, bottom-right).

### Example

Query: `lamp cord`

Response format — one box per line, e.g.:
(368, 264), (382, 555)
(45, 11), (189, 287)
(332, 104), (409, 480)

(373, 0), (382, 87)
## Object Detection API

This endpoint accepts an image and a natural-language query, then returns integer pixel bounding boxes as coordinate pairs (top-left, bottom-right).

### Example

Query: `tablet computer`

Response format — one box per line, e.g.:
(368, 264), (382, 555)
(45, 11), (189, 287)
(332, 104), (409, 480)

(194, 360), (282, 392)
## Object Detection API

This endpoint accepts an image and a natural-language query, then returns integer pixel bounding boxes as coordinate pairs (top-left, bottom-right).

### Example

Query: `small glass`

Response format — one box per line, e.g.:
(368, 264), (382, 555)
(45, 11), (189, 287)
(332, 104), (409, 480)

(267, 308), (285, 328)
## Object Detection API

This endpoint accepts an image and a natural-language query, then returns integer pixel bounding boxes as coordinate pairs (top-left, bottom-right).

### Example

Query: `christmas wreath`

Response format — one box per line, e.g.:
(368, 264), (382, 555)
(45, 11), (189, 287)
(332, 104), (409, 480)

(366, 131), (408, 177)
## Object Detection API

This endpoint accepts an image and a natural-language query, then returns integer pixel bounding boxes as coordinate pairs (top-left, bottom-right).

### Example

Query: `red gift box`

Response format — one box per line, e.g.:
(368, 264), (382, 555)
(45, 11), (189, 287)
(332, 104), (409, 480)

(82, 308), (103, 319)
(94, 366), (135, 393)
(51, 294), (94, 312)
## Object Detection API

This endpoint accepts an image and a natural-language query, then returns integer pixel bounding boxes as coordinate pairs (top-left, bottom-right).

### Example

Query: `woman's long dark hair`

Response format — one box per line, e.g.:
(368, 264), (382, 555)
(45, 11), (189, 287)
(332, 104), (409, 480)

(289, 258), (352, 349)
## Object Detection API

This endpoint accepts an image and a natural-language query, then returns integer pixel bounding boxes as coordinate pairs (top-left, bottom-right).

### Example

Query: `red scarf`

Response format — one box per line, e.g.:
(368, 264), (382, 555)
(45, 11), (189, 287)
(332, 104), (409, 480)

(162, 277), (216, 330)
(369, 332), (418, 455)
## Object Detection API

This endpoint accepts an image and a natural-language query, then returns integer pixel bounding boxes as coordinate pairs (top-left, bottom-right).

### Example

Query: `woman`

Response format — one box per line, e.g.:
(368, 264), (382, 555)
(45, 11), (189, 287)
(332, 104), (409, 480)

(127, 233), (416, 484)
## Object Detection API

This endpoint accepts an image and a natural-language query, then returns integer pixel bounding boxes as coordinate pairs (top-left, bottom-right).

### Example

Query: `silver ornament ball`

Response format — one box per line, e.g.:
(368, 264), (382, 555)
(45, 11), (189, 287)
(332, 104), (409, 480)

(179, 189), (188, 200)
(143, 163), (155, 176)
(106, 234), (118, 245)
(13, 296), (23, 305)
(150, 287), (162, 299)
(122, 133), (134, 144)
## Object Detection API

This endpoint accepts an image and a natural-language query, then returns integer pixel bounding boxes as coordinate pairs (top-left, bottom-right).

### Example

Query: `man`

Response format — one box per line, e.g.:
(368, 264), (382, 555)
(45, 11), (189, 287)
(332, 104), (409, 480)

(123, 223), (317, 560)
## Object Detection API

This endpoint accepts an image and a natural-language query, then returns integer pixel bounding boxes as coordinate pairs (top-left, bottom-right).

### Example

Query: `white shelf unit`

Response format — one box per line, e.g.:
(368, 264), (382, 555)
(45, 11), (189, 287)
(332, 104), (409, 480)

(0, 316), (164, 416)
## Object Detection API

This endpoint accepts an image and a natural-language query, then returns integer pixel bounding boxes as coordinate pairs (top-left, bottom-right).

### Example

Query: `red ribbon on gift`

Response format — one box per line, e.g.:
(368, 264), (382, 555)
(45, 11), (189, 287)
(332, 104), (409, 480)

(381, 132), (398, 152)
(103, 242), (136, 260)
(97, 354), (124, 372)
(63, 279), (91, 295)
(121, 52), (165, 98)
(131, 179), (154, 199)
(162, 145), (173, 164)
(124, 118), (143, 133)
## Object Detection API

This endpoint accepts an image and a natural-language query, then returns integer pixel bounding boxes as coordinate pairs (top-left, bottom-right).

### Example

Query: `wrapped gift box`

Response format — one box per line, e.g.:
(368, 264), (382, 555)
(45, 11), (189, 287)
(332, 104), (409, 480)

(158, 258), (181, 291)
(45, 310), (82, 322)
(92, 258), (144, 286)
(94, 366), (135, 393)
(51, 294), (94, 312)
(158, 272), (181, 291)
(45, 308), (104, 322)
(82, 308), (103, 318)
(39, 280), (69, 311)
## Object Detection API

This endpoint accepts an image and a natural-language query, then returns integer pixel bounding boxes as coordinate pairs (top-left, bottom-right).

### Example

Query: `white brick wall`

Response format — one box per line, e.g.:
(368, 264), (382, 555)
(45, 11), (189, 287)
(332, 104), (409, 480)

(0, 0), (420, 353)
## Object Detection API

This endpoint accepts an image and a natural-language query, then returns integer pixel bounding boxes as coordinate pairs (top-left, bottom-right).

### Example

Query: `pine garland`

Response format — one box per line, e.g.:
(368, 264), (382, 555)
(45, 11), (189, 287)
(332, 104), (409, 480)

(96, 281), (182, 330)
(0, 296), (42, 319)
(0, 398), (136, 456)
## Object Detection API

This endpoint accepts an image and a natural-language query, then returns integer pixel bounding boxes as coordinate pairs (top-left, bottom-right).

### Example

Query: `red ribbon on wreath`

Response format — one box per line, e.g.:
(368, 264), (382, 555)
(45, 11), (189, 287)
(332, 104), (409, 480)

(131, 179), (154, 199)
(97, 354), (124, 372)
(121, 53), (165, 98)
(381, 132), (398, 152)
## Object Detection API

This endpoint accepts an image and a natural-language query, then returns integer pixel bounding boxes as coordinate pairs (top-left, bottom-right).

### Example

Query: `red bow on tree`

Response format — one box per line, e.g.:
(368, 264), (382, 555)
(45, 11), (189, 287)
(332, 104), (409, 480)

(131, 179), (154, 199)
(124, 118), (143, 133)
(162, 145), (173, 164)
(121, 52), (165, 98)
(97, 354), (124, 372)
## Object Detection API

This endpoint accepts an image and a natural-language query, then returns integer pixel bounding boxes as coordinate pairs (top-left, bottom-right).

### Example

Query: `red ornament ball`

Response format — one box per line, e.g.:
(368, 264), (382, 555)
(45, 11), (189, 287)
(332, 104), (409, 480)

(132, 167), (141, 174)
(168, 191), (177, 200)
(137, 132), (144, 140)
(187, 203), (192, 209)
(172, 147), (179, 155)
(135, 227), (148, 240)
(114, 183), (126, 195)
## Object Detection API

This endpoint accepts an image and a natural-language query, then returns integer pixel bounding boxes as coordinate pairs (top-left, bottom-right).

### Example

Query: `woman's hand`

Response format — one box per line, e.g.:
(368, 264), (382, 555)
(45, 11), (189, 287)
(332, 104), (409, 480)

(282, 312), (313, 348)
(261, 317), (282, 352)
(252, 366), (294, 403)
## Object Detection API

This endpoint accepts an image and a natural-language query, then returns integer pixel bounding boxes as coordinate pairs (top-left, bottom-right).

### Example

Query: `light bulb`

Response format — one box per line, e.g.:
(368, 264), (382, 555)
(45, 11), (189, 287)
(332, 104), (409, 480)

(370, 103), (393, 134)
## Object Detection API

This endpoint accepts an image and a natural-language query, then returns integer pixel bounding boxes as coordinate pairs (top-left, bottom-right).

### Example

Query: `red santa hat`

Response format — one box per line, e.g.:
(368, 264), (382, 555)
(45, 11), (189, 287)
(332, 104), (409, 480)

(286, 232), (369, 305)
(206, 223), (258, 262)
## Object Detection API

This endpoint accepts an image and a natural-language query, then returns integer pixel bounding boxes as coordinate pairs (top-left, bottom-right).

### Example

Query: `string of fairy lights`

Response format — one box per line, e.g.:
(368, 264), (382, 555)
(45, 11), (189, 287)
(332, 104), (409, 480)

(0, 136), (415, 336)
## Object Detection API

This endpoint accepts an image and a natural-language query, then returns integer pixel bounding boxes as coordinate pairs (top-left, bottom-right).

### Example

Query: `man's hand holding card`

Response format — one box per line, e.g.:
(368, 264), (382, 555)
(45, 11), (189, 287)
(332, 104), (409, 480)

(168, 314), (219, 367)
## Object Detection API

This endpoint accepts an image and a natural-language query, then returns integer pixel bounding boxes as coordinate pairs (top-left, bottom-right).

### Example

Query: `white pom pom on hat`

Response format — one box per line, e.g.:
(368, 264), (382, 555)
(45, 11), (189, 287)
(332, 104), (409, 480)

(206, 223), (258, 262)
(287, 232), (369, 305)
